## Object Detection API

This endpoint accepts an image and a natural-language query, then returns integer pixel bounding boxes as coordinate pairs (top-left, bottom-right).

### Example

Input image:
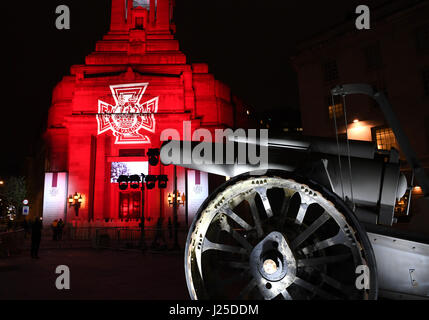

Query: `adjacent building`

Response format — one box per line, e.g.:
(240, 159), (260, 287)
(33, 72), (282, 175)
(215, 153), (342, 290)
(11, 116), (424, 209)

(292, 0), (428, 165)
(292, 0), (429, 234)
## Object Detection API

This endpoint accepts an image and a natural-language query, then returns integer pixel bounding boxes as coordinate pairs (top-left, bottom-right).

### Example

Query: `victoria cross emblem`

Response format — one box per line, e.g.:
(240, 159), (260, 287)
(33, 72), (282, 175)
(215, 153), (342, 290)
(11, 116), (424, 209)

(97, 83), (159, 144)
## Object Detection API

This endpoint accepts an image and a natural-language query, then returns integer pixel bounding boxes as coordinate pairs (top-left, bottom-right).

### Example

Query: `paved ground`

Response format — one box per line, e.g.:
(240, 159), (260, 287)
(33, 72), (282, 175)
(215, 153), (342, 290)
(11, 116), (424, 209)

(0, 245), (189, 300)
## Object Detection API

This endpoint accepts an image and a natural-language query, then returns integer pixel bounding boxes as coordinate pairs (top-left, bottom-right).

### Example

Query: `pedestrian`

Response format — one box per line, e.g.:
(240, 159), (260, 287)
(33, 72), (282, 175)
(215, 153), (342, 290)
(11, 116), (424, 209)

(31, 217), (43, 259)
(51, 219), (58, 241)
(151, 217), (166, 250)
(57, 219), (64, 240)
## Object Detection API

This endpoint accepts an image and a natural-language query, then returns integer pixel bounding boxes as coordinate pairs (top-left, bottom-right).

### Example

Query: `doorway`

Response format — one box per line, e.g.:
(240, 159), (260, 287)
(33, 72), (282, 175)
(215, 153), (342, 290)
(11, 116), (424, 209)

(119, 191), (142, 219)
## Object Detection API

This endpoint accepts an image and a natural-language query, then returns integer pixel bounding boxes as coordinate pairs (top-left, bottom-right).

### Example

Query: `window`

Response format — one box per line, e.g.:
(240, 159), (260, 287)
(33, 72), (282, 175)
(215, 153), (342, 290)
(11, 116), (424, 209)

(373, 127), (398, 151)
(364, 43), (382, 70)
(323, 60), (339, 82)
(416, 25), (429, 52)
(328, 104), (344, 119)
(326, 96), (344, 119)
(423, 67), (429, 96)
(133, 0), (150, 9)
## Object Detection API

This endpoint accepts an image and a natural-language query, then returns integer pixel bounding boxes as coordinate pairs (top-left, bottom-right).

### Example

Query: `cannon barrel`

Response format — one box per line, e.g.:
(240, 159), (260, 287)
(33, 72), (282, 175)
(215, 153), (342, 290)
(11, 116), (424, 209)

(160, 134), (407, 226)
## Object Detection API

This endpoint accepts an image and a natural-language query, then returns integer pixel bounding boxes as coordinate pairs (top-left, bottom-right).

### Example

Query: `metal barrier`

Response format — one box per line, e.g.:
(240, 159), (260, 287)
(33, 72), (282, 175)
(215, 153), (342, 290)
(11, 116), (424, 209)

(0, 229), (25, 258)
(93, 227), (188, 251)
(1, 226), (188, 252)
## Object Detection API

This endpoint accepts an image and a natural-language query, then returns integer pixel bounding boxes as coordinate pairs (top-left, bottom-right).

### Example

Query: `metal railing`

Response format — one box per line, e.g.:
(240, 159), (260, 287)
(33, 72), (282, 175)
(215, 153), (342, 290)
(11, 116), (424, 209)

(93, 227), (188, 251)
(37, 226), (188, 251)
(0, 229), (25, 258)
(0, 225), (188, 254)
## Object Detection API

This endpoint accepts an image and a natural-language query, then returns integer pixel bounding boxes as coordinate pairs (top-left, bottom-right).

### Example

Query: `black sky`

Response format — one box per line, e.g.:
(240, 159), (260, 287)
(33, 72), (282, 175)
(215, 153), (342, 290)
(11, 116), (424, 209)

(2, 0), (383, 176)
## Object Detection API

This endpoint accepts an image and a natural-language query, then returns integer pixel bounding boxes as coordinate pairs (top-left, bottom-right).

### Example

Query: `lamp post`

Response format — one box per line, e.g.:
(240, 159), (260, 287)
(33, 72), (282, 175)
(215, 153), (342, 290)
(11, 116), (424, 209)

(173, 165), (179, 250)
(168, 166), (186, 250)
(140, 174), (146, 251)
(68, 192), (83, 216)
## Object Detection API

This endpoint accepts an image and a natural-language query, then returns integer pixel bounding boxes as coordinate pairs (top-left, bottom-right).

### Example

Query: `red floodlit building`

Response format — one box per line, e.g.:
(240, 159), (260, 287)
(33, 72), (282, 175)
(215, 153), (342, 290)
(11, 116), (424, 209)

(42, 0), (250, 228)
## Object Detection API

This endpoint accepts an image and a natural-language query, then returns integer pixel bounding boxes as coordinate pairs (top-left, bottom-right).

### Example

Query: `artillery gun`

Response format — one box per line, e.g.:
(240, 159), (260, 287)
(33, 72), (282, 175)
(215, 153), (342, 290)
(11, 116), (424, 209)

(161, 84), (429, 300)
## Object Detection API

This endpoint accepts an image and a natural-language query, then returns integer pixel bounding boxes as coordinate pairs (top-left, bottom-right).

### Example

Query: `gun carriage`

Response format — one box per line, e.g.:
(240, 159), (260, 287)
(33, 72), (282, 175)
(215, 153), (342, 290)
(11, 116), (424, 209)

(161, 84), (429, 300)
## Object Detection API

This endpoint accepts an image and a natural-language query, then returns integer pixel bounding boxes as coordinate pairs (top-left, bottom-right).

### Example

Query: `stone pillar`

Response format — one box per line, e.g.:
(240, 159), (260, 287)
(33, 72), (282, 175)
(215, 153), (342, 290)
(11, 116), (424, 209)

(156, 0), (170, 30)
(150, 0), (156, 25)
(110, 0), (127, 31)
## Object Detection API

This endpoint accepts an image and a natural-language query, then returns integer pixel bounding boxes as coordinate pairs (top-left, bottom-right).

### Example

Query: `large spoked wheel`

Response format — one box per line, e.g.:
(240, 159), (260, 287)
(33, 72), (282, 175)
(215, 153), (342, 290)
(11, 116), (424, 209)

(185, 170), (377, 300)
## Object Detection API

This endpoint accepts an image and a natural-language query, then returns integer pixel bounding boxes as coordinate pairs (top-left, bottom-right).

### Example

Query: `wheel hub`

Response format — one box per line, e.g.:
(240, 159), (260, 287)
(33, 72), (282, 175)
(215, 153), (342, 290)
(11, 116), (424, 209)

(250, 231), (296, 296)
(262, 259), (278, 275)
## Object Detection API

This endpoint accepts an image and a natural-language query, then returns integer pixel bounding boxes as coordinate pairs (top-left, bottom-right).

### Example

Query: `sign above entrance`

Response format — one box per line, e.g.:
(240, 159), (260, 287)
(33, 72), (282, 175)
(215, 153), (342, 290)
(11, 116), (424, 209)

(97, 83), (159, 144)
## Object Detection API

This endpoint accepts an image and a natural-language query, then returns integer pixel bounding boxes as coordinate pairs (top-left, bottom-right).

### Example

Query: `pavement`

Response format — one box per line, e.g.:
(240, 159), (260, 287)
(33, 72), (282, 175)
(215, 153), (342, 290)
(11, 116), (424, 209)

(0, 243), (189, 300)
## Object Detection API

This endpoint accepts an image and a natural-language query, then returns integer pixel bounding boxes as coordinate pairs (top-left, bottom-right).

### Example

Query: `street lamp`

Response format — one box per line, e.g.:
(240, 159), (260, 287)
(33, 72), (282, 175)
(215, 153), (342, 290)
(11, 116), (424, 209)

(68, 192), (83, 216)
(167, 192), (186, 207)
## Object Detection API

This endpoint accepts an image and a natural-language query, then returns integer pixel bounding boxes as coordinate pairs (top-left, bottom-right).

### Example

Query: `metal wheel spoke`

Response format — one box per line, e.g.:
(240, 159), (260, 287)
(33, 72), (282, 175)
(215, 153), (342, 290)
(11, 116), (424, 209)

(255, 187), (273, 218)
(295, 202), (309, 225)
(231, 231), (253, 252)
(217, 269), (250, 290)
(291, 211), (331, 249)
(238, 278), (257, 299)
(318, 272), (354, 296)
(301, 231), (347, 255)
(202, 238), (248, 255)
(280, 288), (293, 300)
(219, 218), (253, 252)
(278, 194), (292, 226)
(222, 207), (252, 231)
(247, 195), (264, 238)
(294, 277), (339, 300)
(219, 260), (250, 270)
(297, 253), (351, 267)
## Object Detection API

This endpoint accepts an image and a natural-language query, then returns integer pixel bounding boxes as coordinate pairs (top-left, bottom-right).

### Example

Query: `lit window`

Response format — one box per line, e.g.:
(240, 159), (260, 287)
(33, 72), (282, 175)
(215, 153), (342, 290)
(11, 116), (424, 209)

(374, 127), (398, 151)
(133, 0), (150, 9)
(328, 103), (344, 119)
(323, 60), (339, 82)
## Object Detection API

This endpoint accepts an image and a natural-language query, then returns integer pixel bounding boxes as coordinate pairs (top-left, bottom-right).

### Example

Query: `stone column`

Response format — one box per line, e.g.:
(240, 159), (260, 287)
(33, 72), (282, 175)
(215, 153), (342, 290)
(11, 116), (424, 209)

(110, 0), (127, 31)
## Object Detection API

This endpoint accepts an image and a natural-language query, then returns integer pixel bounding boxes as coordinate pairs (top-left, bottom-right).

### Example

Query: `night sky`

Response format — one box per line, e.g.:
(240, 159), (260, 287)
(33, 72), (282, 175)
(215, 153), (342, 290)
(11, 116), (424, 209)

(3, 0), (381, 176)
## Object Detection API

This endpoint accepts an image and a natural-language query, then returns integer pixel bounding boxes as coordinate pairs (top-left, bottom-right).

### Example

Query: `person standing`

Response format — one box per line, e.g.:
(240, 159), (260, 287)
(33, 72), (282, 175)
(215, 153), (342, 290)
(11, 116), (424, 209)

(31, 217), (43, 259)
(57, 219), (64, 240)
(51, 219), (58, 241)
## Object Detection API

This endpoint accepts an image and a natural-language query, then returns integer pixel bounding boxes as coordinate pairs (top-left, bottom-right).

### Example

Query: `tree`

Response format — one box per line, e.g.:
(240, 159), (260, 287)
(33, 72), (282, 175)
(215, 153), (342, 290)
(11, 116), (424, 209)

(2, 177), (27, 217)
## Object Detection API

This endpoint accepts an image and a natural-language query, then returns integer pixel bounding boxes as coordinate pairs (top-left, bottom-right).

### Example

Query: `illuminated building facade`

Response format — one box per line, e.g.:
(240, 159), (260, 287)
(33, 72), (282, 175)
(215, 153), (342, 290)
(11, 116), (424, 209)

(42, 0), (249, 227)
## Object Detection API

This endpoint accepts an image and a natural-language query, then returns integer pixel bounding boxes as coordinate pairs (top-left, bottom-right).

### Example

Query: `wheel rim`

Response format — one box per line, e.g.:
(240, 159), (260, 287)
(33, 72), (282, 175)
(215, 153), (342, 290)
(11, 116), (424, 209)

(185, 171), (377, 300)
